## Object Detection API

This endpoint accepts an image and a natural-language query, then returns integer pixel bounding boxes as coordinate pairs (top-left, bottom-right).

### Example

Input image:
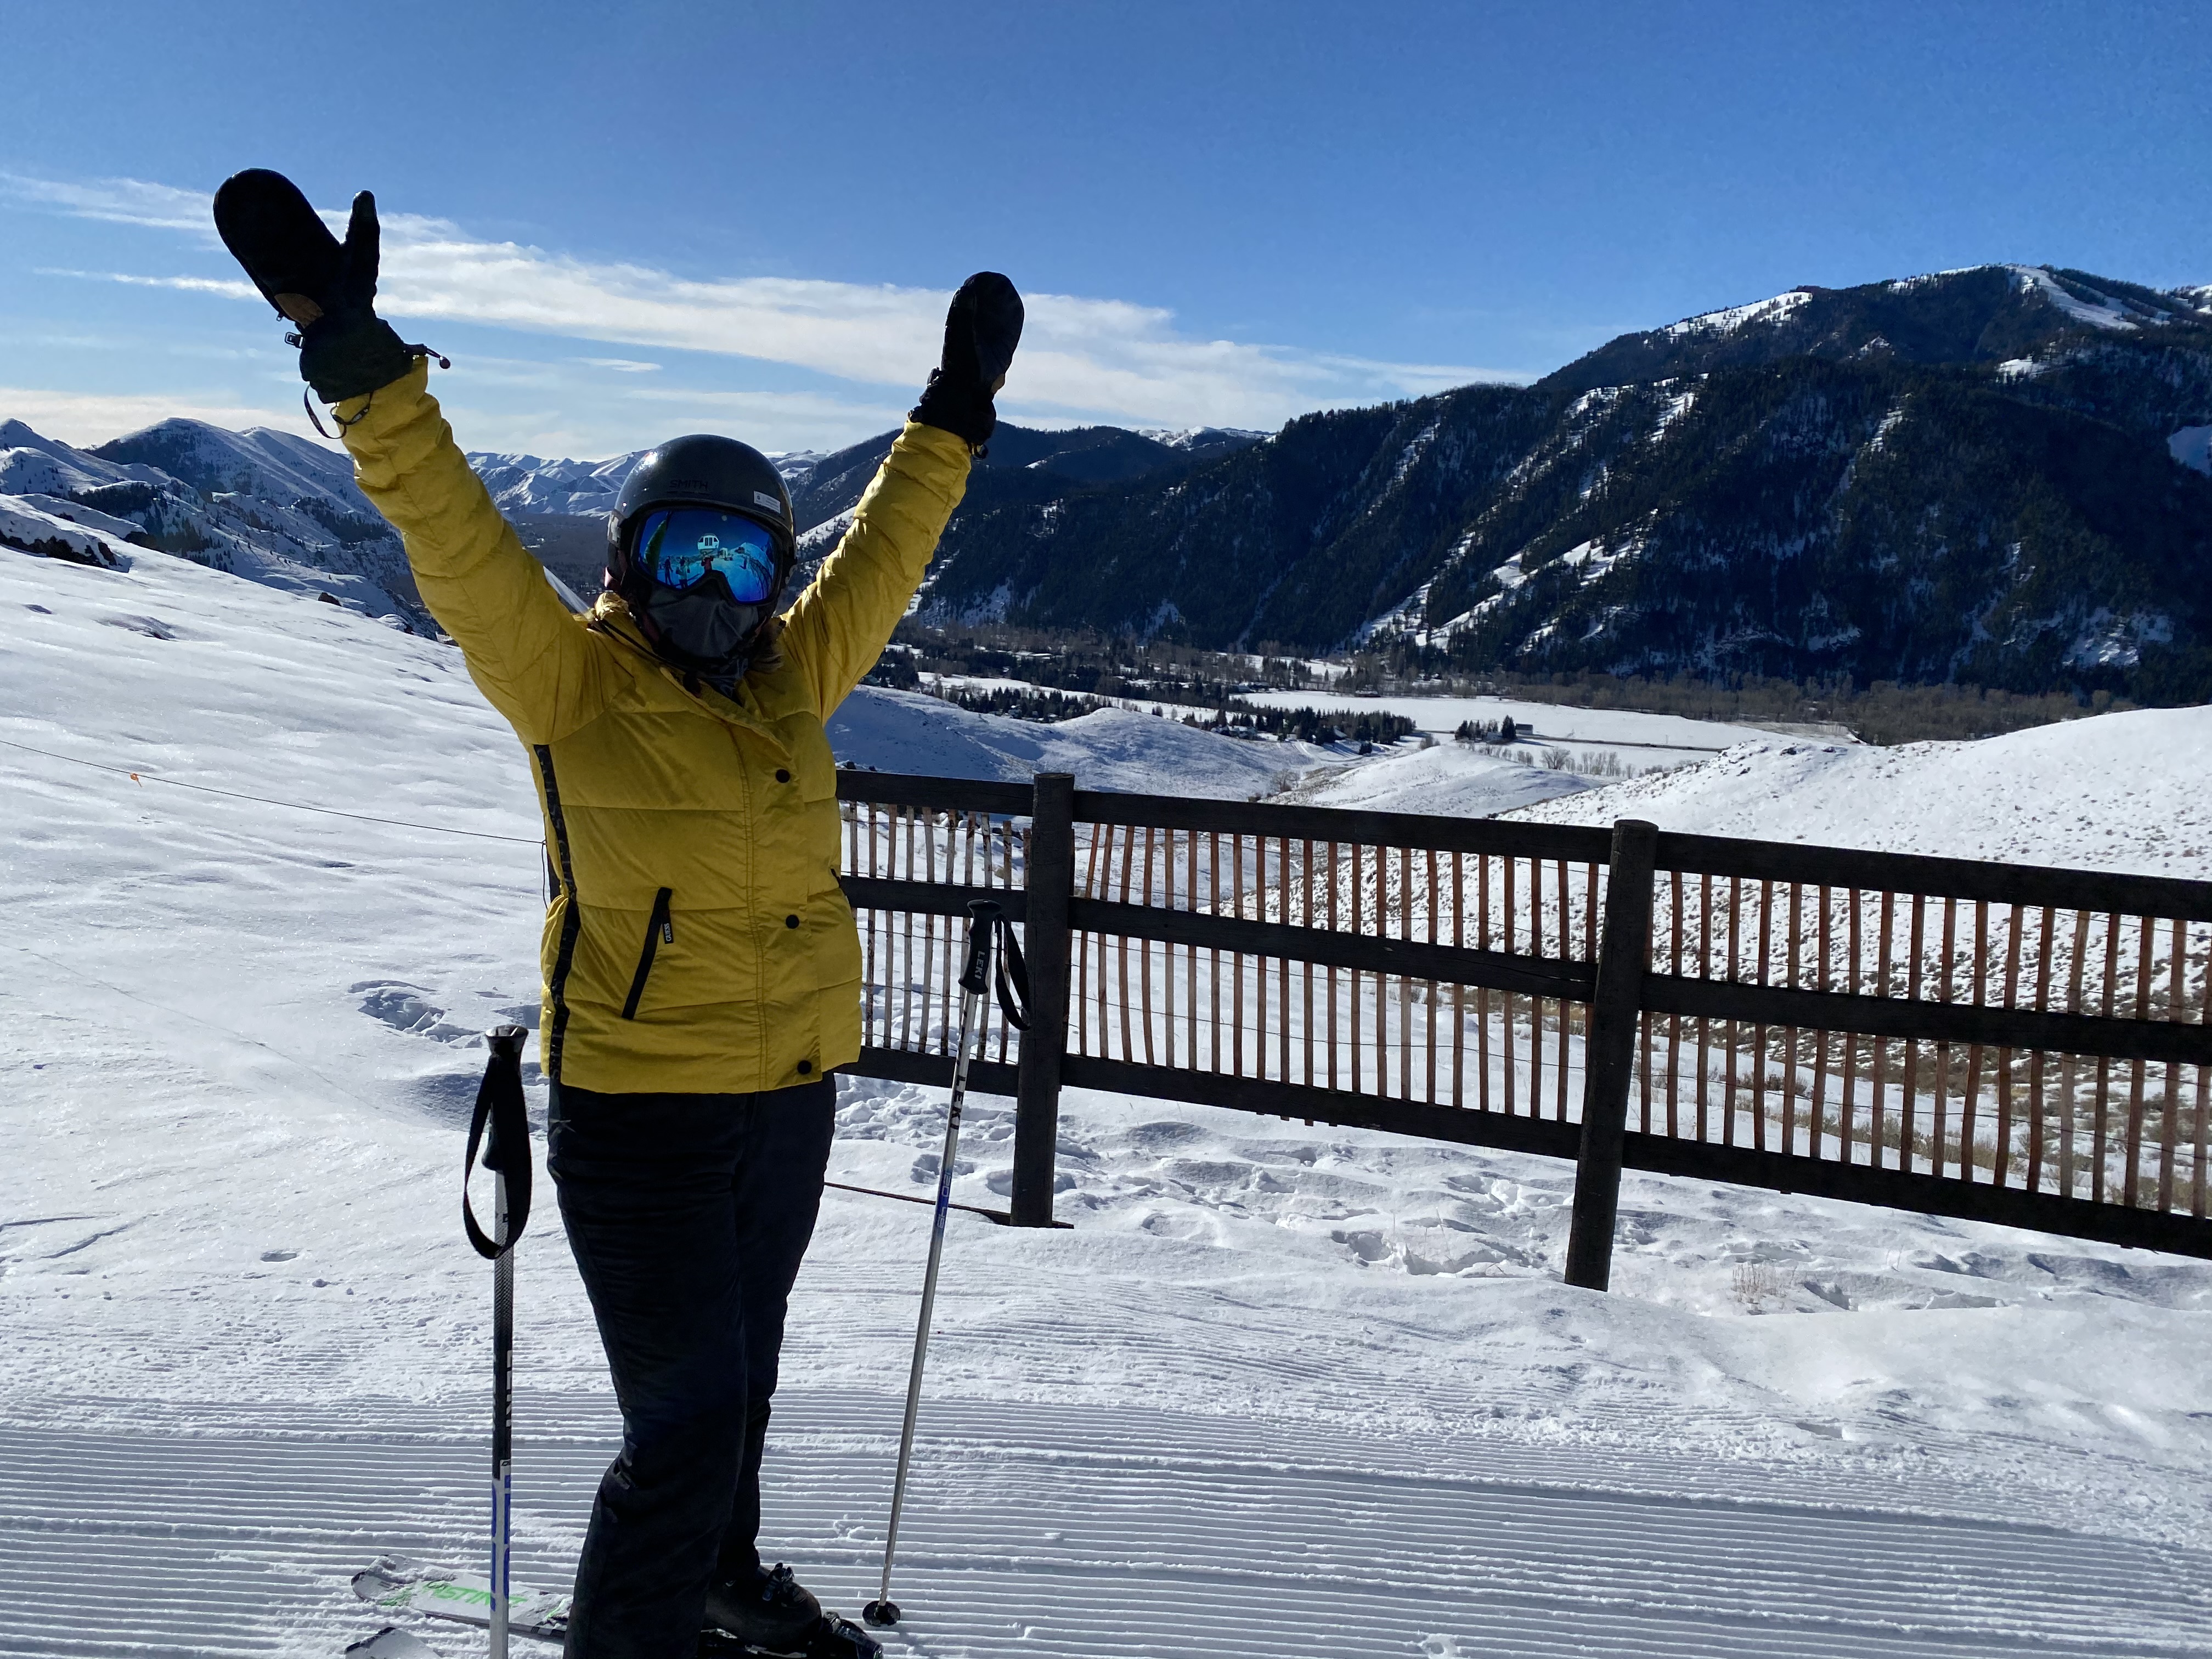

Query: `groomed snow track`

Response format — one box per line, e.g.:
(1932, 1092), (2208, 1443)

(3, 1390), (2205, 1658)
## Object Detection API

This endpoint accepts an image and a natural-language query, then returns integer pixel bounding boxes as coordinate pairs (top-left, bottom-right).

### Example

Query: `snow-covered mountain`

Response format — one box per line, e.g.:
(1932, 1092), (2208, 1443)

(465, 447), (821, 518)
(923, 263), (2212, 705)
(0, 414), (427, 627)
(1547, 263), (2212, 394)
(466, 449), (642, 517)
(17, 260), (2211, 706)
(462, 425), (1273, 549)
(1141, 425), (1273, 456)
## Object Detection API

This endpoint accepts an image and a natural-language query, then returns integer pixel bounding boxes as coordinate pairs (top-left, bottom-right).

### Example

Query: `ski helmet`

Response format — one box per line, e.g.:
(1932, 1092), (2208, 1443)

(607, 435), (798, 680)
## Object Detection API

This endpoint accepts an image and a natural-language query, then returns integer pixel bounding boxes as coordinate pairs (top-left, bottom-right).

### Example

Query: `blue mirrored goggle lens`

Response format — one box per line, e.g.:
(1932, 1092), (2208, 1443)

(635, 509), (780, 604)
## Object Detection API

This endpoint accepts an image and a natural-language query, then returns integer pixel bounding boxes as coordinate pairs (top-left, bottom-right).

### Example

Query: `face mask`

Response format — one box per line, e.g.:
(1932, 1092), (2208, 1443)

(639, 579), (768, 679)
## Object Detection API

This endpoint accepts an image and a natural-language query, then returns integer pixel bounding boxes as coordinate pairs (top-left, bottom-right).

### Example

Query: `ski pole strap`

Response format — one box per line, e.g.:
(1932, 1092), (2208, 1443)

(993, 912), (1030, 1031)
(956, 898), (1031, 1031)
(463, 1024), (533, 1260)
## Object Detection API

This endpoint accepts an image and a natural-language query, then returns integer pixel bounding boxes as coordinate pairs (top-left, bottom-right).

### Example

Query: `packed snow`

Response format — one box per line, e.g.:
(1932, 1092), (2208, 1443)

(1508, 716), (2212, 881)
(4, 535), (2211, 1657)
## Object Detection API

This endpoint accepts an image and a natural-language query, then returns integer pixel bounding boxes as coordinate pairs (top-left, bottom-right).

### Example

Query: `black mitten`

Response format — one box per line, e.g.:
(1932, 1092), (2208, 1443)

(213, 168), (420, 404)
(911, 272), (1024, 449)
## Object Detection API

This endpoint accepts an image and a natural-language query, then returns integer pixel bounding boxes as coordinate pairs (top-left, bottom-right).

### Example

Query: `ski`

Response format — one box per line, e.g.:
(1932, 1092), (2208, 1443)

(343, 1628), (444, 1659)
(353, 1558), (883, 1659)
(352, 1557), (567, 1645)
(699, 1613), (885, 1659)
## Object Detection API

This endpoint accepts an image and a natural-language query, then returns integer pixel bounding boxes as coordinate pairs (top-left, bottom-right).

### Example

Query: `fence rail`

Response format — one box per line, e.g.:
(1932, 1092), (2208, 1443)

(834, 768), (2212, 1276)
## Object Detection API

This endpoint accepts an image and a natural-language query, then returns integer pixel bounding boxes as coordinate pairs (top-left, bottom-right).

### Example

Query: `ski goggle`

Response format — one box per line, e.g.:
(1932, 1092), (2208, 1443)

(632, 507), (781, 604)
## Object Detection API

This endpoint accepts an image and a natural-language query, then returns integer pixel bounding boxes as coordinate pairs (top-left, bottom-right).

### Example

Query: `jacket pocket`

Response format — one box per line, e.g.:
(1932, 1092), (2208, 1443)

(620, 888), (674, 1020)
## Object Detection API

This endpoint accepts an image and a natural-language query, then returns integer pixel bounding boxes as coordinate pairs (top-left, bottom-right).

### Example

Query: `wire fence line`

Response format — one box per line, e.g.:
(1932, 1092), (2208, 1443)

(0, 732), (545, 845)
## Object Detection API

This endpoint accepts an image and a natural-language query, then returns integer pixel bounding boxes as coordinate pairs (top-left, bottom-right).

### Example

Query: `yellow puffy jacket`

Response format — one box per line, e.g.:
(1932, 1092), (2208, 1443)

(338, 359), (970, 1092)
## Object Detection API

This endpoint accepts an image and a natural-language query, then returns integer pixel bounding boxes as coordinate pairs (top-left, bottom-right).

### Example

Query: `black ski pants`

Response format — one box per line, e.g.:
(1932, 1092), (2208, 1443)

(547, 1075), (837, 1659)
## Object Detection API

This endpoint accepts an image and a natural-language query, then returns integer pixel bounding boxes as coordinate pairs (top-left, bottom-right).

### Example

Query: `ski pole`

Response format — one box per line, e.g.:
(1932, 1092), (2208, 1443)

(464, 1025), (534, 1659)
(862, 900), (999, 1629)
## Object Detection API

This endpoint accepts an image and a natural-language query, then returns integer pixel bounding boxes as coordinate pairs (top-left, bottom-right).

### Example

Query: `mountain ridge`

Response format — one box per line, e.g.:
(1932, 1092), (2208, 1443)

(8, 262), (2207, 701)
(0, 415), (427, 626)
(911, 263), (2212, 703)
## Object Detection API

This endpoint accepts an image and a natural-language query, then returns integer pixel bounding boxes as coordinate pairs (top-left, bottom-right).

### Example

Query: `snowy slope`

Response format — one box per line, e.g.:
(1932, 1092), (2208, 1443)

(829, 686), (1322, 796)
(1267, 738), (1593, 818)
(4, 544), (2211, 1656)
(1235, 688), (1782, 760)
(0, 413), (425, 626)
(1662, 286), (1816, 337)
(1508, 712), (2212, 880)
(0, 496), (134, 570)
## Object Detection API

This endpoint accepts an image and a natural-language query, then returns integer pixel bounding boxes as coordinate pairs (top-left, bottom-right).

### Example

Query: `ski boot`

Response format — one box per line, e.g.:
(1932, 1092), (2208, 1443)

(699, 1564), (882, 1658)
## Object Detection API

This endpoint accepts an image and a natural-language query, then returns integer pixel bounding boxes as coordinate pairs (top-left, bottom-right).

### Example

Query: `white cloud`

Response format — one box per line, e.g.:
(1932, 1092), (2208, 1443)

(577, 357), (662, 373)
(443, 385), (911, 459)
(369, 215), (1510, 427)
(35, 267), (261, 301)
(0, 385), (318, 447)
(11, 171), (1522, 431)
(1, 172), (215, 234)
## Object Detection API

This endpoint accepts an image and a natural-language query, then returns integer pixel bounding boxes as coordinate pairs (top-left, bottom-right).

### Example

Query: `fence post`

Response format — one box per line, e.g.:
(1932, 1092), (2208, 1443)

(1011, 772), (1075, 1226)
(1564, 817), (1659, 1291)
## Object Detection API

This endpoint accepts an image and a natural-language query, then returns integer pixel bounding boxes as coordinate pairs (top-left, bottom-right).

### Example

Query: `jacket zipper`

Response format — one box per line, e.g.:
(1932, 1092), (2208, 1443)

(620, 888), (674, 1020)
(533, 745), (583, 1079)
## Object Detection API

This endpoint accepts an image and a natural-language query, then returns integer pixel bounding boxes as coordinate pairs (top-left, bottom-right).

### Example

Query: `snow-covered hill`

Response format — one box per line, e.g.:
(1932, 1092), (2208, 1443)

(1506, 712), (2212, 881)
(831, 687), (1324, 797)
(0, 412), (425, 626)
(1267, 738), (1593, 818)
(4, 538), (2210, 1657)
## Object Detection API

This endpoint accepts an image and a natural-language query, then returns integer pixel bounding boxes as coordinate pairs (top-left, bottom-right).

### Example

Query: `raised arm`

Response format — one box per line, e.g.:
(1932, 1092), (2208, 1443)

(339, 362), (611, 743)
(779, 422), (971, 715)
(213, 170), (609, 743)
(779, 272), (1024, 715)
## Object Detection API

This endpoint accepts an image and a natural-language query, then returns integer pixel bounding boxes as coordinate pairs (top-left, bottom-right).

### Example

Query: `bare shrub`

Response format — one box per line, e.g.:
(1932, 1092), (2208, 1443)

(1731, 1261), (1785, 1308)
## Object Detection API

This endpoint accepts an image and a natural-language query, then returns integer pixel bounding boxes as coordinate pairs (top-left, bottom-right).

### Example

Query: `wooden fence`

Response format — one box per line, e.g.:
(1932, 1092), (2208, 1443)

(835, 769), (2212, 1284)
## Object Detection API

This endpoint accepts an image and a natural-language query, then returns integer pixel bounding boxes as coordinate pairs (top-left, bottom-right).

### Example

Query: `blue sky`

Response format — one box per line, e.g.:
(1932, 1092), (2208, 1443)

(3, 0), (2206, 459)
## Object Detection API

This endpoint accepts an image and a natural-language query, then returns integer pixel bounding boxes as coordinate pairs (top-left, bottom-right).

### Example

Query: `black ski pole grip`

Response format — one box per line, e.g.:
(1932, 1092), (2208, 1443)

(958, 899), (1001, 996)
(463, 1024), (533, 1260)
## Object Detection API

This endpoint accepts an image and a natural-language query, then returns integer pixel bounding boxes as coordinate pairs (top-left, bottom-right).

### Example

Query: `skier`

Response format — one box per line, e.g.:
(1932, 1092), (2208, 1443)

(213, 171), (1023, 1659)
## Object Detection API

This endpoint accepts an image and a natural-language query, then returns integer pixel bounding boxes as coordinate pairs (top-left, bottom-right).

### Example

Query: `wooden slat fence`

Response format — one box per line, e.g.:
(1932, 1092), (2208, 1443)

(834, 769), (2212, 1277)
(1624, 834), (2212, 1265)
